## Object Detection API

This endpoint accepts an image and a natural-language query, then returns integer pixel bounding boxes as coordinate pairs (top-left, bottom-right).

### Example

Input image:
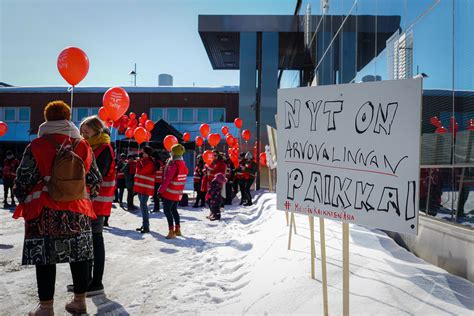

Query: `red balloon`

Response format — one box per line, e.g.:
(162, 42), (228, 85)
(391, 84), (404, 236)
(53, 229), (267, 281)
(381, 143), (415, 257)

(0, 121), (8, 137)
(125, 128), (134, 139)
(141, 113), (148, 120)
(203, 150), (214, 166)
(139, 116), (147, 124)
(103, 87), (130, 121)
(435, 126), (448, 134)
(164, 135), (178, 151)
(145, 120), (155, 132)
(234, 117), (243, 129)
(98, 107), (110, 121)
(129, 112), (136, 120)
(138, 123), (144, 128)
(57, 47), (89, 86)
(208, 133), (221, 147)
(226, 134), (235, 146)
(195, 136), (204, 147)
(259, 152), (267, 166)
(134, 127), (147, 144)
(118, 125), (126, 134)
(200, 123), (210, 138)
(183, 132), (191, 142)
(221, 126), (229, 136)
(242, 129), (251, 141)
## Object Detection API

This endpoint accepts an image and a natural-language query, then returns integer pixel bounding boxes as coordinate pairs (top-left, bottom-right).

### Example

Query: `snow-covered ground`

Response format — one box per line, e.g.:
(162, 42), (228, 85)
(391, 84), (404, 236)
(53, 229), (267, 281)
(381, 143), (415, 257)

(1, 190), (473, 315)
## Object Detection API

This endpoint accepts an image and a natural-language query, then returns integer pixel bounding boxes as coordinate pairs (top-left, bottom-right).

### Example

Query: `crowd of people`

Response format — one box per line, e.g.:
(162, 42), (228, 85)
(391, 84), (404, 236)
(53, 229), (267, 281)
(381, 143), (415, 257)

(4, 100), (257, 315)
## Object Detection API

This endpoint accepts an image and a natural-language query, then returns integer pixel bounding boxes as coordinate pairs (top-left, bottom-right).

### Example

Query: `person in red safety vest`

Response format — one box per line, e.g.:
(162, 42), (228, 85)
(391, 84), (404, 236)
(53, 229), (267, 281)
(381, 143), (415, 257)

(201, 151), (226, 194)
(158, 144), (188, 239)
(193, 154), (206, 208)
(3, 149), (19, 208)
(13, 101), (103, 315)
(114, 153), (127, 205)
(152, 151), (165, 213)
(134, 146), (156, 233)
(124, 154), (138, 211)
(79, 115), (116, 297)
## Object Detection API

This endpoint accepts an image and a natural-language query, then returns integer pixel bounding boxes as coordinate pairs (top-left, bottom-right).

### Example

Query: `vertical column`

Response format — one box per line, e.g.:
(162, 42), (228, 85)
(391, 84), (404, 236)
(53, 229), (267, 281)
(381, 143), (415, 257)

(339, 32), (357, 83)
(239, 32), (257, 143)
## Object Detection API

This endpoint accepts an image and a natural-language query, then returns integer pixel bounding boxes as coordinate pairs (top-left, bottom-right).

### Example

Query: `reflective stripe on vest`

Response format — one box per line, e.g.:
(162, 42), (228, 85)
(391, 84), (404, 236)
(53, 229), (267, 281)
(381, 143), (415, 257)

(93, 144), (116, 216)
(161, 160), (187, 202)
(135, 182), (155, 189)
(94, 195), (115, 203)
(135, 174), (154, 181)
(134, 172), (155, 196)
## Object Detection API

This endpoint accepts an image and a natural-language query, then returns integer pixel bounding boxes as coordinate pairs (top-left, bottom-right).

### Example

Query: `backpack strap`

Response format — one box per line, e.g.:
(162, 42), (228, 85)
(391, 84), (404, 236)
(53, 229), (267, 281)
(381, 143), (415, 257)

(43, 135), (80, 151)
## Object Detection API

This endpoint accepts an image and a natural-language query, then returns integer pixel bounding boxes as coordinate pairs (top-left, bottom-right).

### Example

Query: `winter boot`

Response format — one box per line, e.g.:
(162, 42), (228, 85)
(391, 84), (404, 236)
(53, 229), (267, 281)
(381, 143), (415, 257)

(29, 300), (54, 316)
(174, 225), (182, 237)
(165, 227), (176, 239)
(65, 293), (87, 314)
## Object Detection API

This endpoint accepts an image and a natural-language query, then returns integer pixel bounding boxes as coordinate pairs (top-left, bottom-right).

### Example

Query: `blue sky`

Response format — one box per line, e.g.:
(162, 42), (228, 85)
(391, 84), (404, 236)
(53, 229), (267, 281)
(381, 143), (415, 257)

(0, 0), (295, 87)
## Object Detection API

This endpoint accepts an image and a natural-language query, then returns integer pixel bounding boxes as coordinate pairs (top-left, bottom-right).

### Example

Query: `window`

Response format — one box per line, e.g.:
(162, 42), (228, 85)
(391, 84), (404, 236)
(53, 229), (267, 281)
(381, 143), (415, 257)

(76, 108), (89, 122)
(19, 108), (30, 121)
(167, 108), (179, 122)
(91, 107), (99, 115)
(181, 109), (194, 122)
(197, 108), (209, 122)
(4, 108), (15, 121)
(150, 108), (164, 121)
(212, 108), (225, 122)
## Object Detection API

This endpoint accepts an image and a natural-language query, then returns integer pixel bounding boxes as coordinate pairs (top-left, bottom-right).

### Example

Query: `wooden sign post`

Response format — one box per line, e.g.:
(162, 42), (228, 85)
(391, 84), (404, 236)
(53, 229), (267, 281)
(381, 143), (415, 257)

(320, 218), (329, 316)
(342, 223), (350, 316)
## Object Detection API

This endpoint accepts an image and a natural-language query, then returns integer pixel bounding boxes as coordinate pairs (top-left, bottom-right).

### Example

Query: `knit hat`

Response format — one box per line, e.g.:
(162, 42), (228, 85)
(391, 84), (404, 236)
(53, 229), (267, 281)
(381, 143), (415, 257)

(44, 100), (71, 121)
(214, 173), (227, 184)
(245, 151), (253, 160)
(171, 144), (185, 157)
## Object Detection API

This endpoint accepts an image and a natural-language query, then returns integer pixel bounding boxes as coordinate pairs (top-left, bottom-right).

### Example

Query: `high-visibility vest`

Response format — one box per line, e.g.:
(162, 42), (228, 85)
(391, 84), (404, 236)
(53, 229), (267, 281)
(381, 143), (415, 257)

(116, 160), (126, 180)
(13, 134), (96, 221)
(161, 160), (188, 202)
(3, 158), (19, 180)
(92, 144), (116, 216)
(155, 160), (164, 184)
(194, 166), (203, 183)
(134, 157), (156, 196)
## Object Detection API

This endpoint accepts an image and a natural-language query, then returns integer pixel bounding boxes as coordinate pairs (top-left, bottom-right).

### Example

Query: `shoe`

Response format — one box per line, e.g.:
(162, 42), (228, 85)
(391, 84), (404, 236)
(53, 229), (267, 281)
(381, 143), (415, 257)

(140, 227), (150, 234)
(29, 300), (54, 316)
(210, 216), (221, 221)
(103, 222), (109, 227)
(239, 200), (245, 205)
(174, 225), (182, 237)
(66, 284), (74, 292)
(86, 284), (105, 297)
(135, 226), (144, 231)
(65, 293), (87, 314)
(165, 229), (176, 239)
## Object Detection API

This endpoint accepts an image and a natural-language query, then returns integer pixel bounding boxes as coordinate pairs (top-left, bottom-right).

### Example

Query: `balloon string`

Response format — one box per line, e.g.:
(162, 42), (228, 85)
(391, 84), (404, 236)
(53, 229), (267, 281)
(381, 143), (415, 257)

(68, 85), (74, 141)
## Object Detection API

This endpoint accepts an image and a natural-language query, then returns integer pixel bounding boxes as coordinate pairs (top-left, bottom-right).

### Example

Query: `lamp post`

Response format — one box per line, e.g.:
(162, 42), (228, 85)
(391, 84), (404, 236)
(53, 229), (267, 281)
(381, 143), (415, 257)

(129, 63), (137, 86)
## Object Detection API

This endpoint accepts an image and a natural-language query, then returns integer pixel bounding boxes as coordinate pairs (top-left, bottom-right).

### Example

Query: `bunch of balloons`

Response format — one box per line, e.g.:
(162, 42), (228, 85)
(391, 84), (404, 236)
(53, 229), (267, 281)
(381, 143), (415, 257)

(121, 112), (155, 144)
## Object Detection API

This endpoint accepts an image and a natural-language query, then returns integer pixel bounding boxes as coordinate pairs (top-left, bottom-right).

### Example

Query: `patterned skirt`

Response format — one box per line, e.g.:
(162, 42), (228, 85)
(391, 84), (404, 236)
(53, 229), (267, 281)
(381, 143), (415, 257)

(22, 207), (93, 265)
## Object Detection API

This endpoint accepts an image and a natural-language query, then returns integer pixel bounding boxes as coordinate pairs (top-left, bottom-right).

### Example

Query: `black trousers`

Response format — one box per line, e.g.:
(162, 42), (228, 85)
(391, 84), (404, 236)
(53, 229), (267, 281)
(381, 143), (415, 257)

(153, 183), (161, 211)
(224, 181), (233, 204)
(3, 178), (14, 204)
(238, 180), (247, 203)
(89, 217), (105, 288)
(194, 191), (206, 206)
(127, 187), (136, 208)
(245, 179), (254, 204)
(36, 261), (89, 301)
(163, 198), (180, 228)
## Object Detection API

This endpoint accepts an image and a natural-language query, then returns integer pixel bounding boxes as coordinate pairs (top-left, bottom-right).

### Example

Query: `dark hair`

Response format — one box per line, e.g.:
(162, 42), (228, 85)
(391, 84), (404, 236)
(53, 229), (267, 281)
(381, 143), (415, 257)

(142, 146), (153, 157)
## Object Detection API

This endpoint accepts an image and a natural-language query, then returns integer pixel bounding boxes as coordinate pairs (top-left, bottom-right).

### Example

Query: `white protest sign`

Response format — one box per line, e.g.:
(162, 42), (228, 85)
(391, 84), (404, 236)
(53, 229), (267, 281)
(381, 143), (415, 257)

(276, 79), (422, 235)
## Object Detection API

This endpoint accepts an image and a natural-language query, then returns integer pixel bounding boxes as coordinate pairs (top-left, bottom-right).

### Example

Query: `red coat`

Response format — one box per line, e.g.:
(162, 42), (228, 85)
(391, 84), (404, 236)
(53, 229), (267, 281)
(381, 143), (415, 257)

(92, 144), (116, 216)
(155, 159), (164, 184)
(3, 158), (19, 180)
(159, 159), (188, 201)
(13, 134), (96, 221)
(134, 157), (156, 196)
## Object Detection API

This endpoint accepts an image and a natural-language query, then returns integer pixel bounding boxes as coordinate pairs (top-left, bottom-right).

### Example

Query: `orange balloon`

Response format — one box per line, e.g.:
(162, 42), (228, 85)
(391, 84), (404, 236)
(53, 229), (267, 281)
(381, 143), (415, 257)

(195, 136), (204, 147)
(208, 133), (221, 147)
(203, 150), (214, 166)
(134, 127), (147, 145)
(164, 135), (178, 151)
(200, 123), (210, 138)
(98, 107), (110, 121)
(225, 134), (234, 146)
(125, 127), (134, 139)
(234, 117), (243, 129)
(129, 112), (136, 120)
(0, 121), (8, 137)
(183, 132), (191, 142)
(221, 126), (229, 136)
(242, 129), (251, 141)
(57, 47), (89, 86)
(145, 120), (155, 132)
(103, 87), (130, 121)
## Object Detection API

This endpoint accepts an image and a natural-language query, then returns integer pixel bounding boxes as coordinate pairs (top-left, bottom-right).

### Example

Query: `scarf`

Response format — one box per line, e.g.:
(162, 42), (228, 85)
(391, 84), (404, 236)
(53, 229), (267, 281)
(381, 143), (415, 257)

(86, 132), (111, 150)
(38, 120), (82, 139)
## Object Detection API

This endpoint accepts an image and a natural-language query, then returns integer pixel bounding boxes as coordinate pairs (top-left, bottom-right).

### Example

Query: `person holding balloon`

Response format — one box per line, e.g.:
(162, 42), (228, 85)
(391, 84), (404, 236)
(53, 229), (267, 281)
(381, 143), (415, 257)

(13, 101), (102, 315)
(79, 115), (116, 296)
(134, 146), (156, 233)
(158, 144), (188, 239)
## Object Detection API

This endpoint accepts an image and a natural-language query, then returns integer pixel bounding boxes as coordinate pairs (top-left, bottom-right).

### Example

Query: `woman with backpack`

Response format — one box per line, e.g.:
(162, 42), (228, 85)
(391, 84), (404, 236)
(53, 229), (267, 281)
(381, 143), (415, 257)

(79, 116), (116, 297)
(13, 101), (102, 315)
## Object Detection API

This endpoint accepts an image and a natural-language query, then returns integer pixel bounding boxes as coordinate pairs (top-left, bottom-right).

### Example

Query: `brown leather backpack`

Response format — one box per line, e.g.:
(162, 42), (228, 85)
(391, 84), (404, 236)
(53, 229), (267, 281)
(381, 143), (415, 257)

(44, 136), (87, 202)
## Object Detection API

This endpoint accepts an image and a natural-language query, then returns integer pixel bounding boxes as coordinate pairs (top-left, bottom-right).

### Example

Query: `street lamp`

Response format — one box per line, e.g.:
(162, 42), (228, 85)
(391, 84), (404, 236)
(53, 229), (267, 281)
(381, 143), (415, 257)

(129, 63), (137, 86)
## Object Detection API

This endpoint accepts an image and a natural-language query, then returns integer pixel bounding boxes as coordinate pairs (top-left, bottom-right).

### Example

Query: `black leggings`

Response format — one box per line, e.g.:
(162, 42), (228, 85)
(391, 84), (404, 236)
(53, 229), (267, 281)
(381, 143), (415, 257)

(36, 261), (89, 301)
(195, 191), (206, 206)
(3, 179), (14, 204)
(163, 198), (180, 228)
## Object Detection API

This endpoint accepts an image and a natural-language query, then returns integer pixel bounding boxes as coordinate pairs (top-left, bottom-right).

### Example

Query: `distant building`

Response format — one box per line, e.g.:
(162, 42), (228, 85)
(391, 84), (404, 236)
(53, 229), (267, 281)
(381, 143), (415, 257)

(158, 74), (173, 86)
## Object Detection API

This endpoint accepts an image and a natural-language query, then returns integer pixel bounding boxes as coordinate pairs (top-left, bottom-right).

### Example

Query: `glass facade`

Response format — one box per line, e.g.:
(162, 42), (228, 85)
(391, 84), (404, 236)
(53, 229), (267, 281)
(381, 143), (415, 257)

(279, 0), (473, 224)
